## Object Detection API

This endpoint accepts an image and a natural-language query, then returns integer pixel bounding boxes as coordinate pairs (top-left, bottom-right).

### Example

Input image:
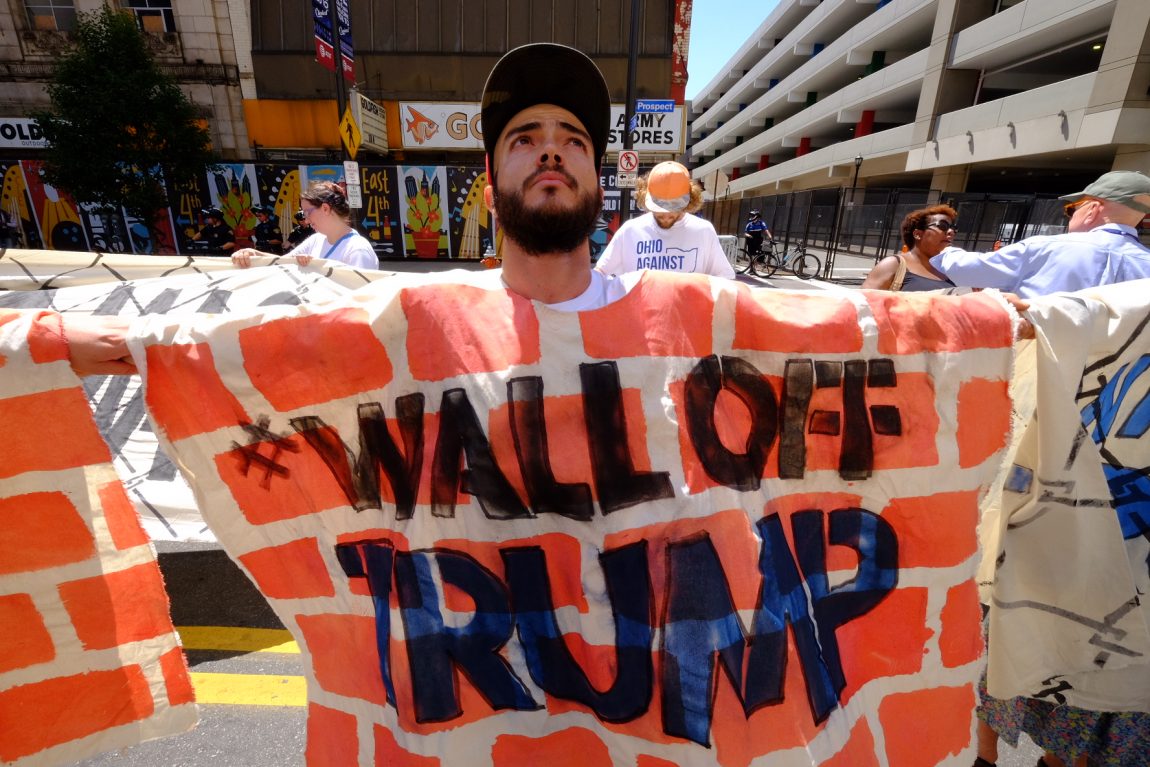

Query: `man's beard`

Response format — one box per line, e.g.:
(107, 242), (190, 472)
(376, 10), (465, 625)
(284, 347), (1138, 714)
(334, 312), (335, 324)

(493, 170), (602, 256)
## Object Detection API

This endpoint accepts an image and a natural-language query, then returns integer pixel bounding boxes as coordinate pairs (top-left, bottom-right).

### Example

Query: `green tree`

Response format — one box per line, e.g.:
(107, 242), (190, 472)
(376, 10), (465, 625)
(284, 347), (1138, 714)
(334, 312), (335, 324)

(32, 6), (215, 243)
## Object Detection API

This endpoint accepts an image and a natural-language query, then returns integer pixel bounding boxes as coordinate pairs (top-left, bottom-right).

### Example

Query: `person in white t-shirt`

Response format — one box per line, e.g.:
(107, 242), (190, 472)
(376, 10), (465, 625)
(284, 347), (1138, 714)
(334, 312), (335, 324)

(594, 161), (735, 279)
(231, 181), (380, 271)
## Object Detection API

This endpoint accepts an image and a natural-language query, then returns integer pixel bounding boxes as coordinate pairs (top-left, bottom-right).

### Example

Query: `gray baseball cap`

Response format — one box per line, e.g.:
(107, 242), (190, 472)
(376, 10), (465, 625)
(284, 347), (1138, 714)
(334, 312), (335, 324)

(1059, 170), (1150, 214)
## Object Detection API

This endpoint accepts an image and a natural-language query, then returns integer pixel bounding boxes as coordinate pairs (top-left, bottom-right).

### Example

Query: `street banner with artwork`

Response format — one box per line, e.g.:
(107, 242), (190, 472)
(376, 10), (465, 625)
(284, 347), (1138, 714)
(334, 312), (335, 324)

(0, 309), (196, 767)
(127, 272), (1017, 766)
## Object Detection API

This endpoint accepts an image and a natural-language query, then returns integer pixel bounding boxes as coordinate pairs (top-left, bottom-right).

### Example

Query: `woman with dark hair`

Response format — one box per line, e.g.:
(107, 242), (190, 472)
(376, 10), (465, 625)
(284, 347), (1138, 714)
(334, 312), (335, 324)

(232, 181), (378, 270)
(861, 204), (957, 291)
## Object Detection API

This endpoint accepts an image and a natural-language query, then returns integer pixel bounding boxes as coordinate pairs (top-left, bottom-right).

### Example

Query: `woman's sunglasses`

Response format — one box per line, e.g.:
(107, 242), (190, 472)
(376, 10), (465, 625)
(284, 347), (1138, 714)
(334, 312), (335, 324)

(925, 221), (957, 233)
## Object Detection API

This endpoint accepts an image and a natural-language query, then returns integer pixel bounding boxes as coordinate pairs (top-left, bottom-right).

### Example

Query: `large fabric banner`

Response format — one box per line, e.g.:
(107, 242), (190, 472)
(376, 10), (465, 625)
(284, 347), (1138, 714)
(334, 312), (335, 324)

(0, 310), (196, 766)
(127, 271), (1017, 765)
(0, 249), (386, 541)
(986, 279), (1150, 712)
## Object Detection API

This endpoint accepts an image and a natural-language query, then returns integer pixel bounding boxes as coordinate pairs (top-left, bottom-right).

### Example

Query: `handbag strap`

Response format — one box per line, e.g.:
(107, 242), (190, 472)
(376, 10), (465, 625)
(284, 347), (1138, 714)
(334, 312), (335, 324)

(889, 256), (908, 292)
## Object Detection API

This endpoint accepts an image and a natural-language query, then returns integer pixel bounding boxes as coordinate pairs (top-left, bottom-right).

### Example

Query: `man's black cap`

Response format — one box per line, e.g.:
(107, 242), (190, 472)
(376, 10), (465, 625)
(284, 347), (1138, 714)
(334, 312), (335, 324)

(481, 43), (611, 173)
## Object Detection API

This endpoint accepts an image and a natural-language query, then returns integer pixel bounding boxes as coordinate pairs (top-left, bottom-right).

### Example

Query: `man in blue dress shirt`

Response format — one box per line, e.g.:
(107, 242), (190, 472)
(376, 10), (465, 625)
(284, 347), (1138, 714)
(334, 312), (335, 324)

(932, 170), (1150, 298)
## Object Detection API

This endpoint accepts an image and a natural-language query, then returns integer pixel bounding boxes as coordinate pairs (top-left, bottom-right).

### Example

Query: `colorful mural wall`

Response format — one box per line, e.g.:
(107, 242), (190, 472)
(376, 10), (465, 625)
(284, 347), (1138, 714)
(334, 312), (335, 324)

(0, 160), (637, 259)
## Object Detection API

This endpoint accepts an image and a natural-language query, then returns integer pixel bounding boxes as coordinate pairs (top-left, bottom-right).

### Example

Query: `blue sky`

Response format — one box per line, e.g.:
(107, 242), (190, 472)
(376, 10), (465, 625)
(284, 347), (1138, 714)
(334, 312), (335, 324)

(686, 0), (782, 101)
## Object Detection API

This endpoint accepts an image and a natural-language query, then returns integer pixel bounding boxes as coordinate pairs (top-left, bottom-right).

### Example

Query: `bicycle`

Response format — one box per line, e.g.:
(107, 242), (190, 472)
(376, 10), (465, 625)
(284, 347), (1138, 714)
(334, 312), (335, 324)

(732, 235), (762, 274)
(750, 241), (821, 280)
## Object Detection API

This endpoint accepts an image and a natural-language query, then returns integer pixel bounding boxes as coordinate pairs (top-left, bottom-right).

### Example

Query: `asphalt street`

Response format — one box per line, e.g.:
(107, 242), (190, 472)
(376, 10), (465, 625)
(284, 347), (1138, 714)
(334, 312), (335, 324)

(73, 261), (1043, 767)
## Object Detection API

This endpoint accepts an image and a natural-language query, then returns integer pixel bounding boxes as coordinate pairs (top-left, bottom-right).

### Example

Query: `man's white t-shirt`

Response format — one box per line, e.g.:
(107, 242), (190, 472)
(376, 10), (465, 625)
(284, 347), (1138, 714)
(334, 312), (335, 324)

(595, 212), (735, 279)
(289, 231), (380, 270)
(486, 268), (640, 313)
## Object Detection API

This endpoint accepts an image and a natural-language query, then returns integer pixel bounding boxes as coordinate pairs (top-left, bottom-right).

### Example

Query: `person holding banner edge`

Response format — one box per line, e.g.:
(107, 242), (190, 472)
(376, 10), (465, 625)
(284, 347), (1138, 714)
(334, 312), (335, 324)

(231, 181), (379, 271)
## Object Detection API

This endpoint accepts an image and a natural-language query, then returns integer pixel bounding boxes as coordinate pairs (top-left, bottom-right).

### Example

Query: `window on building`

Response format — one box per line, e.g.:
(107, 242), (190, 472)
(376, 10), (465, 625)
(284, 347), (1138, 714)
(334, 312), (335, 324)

(25, 0), (76, 32)
(124, 0), (175, 33)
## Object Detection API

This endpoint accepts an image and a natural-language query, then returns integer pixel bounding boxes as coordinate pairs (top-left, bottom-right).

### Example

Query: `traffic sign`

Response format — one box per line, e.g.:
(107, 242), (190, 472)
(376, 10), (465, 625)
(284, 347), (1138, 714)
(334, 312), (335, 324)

(339, 106), (361, 160)
(343, 160), (360, 185)
(616, 150), (639, 188)
(346, 183), (363, 209)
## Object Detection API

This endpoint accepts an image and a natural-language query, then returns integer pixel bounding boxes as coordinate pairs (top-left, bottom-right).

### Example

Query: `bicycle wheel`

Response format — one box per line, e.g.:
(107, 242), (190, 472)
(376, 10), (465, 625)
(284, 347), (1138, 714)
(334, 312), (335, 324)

(733, 247), (754, 274)
(791, 250), (821, 280)
(751, 251), (780, 278)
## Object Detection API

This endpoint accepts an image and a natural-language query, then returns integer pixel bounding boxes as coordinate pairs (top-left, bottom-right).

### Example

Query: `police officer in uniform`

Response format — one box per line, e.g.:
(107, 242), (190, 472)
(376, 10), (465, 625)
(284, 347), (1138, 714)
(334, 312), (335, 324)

(250, 205), (283, 254)
(192, 207), (236, 256)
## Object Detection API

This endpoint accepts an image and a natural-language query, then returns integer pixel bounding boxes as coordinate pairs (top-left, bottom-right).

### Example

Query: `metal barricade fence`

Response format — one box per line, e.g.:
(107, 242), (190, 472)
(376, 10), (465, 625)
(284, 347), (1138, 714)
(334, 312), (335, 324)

(717, 235), (739, 266)
(702, 189), (1074, 283)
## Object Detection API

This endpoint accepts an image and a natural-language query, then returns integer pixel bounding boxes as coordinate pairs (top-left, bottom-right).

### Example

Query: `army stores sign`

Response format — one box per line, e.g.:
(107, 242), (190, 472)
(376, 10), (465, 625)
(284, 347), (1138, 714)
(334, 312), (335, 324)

(399, 102), (685, 153)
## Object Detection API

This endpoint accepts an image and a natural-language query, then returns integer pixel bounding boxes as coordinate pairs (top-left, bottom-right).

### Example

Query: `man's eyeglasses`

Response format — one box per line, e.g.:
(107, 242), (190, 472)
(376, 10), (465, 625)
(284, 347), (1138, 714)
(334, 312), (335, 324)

(1063, 200), (1090, 219)
(926, 221), (957, 233)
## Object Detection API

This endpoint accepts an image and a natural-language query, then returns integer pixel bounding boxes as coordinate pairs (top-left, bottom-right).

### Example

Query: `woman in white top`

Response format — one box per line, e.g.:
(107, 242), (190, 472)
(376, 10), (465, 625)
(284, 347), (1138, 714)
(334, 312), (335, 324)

(231, 181), (379, 270)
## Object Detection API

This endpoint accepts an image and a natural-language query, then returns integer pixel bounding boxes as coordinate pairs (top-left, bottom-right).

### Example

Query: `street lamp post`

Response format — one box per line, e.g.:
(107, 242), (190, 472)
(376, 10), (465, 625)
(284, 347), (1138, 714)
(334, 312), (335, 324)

(852, 154), (863, 188)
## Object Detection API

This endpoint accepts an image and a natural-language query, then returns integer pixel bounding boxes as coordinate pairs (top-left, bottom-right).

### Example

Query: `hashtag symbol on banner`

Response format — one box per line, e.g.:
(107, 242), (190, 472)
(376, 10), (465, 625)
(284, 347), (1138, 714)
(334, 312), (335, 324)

(232, 415), (301, 489)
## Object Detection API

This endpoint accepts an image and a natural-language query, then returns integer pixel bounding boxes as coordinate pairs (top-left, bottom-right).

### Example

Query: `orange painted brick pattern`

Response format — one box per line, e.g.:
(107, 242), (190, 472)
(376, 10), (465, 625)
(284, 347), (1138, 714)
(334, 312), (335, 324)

(486, 388), (653, 513)
(957, 378), (1011, 468)
(298, 613), (390, 706)
(0, 593), (55, 673)
(59, 561), (175, 650)
(637, 757), (680, 767)
(0, 387), (111, 479)
(160, 647), (196, 707)
(0, 491), (96, 575)
(306, 702), (360, 767)
(605, 508), (763, 613)
(240, 308), (395, 411)
(374, 723), (440, 767)
(432, 532), (590, 613)
(145, 342), (249, 441)
(865, 291), (1013, 355)
(239, 537), (336, 600)
(580, 273), (715, 359)
(215, 432), (355, 525)
(734, 288), (864, 353)
(0, 665), (154, 762)
(881, 491), (980, 569)
(836, 587), (930, 703)
(711, 642), (825, 765)
(939, 580), (984, 669)
(27, 312), (69, 364)
(879, 684), (975, 767)
(492, 727), (613, 767)
(402, 283), (540, 381)
(98, 480), (150, 550)
(819, 717), (878, 767)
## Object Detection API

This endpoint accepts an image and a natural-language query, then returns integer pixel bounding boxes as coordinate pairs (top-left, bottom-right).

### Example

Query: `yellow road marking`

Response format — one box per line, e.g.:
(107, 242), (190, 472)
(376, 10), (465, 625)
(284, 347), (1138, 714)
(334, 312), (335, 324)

(178, 626), (300, 654)
(190, 672), (307, 707)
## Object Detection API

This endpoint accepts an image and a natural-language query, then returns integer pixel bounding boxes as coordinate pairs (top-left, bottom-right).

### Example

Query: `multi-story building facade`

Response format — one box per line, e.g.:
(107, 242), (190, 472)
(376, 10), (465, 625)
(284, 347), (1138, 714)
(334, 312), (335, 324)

(688, 0), (1150, 199)
(0, 1), (688, 258)
(1, 0), (248, 159)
